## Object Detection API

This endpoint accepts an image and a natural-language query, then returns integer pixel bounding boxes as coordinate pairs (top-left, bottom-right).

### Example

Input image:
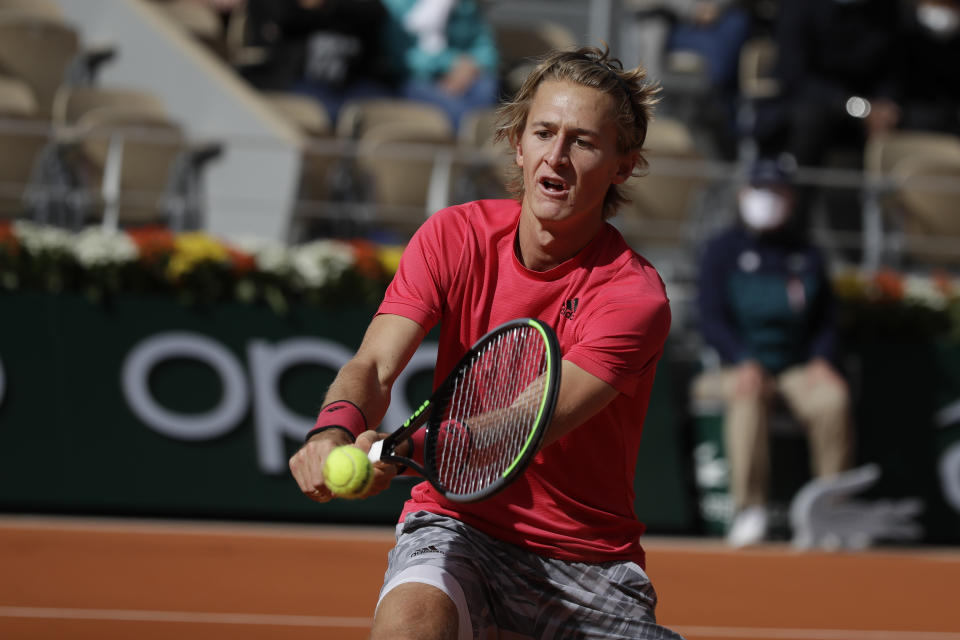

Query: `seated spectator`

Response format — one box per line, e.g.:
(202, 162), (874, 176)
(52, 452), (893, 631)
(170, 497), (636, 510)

(894, 0), (960, 136)
(752, 0), (901, 163)
(379, 0), (499, 132)
(692, 157), (854, 548)
(620, 1), (752, 158)
(750, 0), (900, 232)
(243, 0), (392, 123)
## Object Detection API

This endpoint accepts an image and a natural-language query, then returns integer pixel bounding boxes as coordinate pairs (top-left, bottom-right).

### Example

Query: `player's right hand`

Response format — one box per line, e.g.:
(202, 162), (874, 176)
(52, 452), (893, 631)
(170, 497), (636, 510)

(288, 430), (397, 502)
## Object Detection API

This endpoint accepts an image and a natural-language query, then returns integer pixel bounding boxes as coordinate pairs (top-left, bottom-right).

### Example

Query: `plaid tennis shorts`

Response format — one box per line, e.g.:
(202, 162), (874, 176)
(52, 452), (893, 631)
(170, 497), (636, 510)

(377, 511), (687, 640)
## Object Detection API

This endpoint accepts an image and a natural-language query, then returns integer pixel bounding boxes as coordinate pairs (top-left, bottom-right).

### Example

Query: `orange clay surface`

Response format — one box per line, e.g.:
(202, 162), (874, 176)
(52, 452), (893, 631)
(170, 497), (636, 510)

(2, 516), (959, 640)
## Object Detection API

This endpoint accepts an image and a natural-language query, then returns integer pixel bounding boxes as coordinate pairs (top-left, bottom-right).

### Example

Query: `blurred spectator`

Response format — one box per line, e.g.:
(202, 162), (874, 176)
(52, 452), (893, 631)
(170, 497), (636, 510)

(752, 0), (901, 166)
(379, 0), (499, 131)
(748, 0), (900, 245)
(894, 0), (960, 136)
(621, 1), (752, 157)
(692, 157), (853, 548)
(243, 0), (391, 122)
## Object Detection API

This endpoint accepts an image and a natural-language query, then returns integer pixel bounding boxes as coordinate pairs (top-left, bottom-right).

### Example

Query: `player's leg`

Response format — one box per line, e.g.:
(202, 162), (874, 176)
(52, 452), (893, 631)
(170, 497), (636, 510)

(372, 581), (459, 640)
(531, 557), (686, 639)
(375, 512), (488, 640)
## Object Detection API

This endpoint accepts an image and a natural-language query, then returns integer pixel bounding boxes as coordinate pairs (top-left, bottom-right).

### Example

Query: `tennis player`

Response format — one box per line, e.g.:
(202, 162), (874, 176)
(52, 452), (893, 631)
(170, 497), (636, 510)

(289, 45), (685, 640)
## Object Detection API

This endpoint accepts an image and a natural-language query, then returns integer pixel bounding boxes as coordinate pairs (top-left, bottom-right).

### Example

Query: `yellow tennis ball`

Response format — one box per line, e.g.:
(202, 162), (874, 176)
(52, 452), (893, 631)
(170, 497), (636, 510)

(323, 446), (374, 498)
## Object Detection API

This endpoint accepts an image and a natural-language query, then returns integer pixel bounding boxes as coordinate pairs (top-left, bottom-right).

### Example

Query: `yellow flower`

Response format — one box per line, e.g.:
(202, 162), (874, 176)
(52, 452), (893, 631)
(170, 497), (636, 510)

(376, 245), (405, 276)
(832, 270), (867, 301)
(167, 232), (230, 280)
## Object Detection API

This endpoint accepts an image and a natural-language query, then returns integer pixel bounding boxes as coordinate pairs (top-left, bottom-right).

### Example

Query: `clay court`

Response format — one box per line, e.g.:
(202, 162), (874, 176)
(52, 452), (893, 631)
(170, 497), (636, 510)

(2, 516), (959, 640)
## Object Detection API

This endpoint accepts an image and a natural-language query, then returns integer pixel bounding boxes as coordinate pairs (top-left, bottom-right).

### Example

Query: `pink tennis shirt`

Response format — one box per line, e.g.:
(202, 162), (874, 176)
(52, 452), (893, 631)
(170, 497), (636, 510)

(377, 199), (671, 566)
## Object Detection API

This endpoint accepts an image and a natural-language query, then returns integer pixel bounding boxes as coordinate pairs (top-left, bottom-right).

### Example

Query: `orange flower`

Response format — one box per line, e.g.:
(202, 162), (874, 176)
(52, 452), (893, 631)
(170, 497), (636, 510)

(0, 221), (17, 255)
(348, 239), (384, 280)
(931, 269), (955, 298)
(226, 246), (256, 275)
(872, 268), (904, 301)
(127, 226), (175, 264)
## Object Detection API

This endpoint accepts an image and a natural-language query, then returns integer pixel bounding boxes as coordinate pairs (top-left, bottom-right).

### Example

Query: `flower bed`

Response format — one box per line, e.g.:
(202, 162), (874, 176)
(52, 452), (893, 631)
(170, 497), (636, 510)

(833, 268), (960, 343)
(0, 221), (402, 314)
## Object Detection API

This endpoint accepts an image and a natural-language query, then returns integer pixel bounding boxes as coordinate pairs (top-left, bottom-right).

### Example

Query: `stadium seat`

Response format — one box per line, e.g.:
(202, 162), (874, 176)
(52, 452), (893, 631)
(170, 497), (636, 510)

(49, 107), (221, 231)
(52, 85), (169, 129)
(0, 13), (80, 118)
(262, 91), (332, 138)
(738, 37), (779, 100)
(494, 21), (577, 95)
(0, 74), (48, 219)
(356, 120), (457, 239)
(890, 153), (960, 265)
(336, 98), (453, 140)
(261, 92), (342, 242)
(861, 130), (960, 267)
(0, 0), (62, 19)
(619, 117), (707, 244)
(454, 106), (511, 203)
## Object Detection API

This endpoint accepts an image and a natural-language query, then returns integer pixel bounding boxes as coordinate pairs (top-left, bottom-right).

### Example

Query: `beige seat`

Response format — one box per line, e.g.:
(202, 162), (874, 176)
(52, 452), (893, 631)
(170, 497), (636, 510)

(861, 130), (960, 267)
(458, 106), (500, 150)
(356, 121), (456, 239)
(61, 108), (221, 230)
(262, 92), (340, 242)
(336, 98), (453, 140)
(0, 0), (62, 19)
(495, 21), (577, 95)
(262, 91), (332, 138)
(52, 86), (168, 129)
(890, 153), (960, 265)
(864, 130), (960, 180)
(70, 109), (189, 227)
(0, 14), (80, 118)
(0, 74), (48, 218)
(454, 106), (511, 202)
(619, 116), (707, 247)
(615, 117), (709, 279)
(738, 37), (779, 100)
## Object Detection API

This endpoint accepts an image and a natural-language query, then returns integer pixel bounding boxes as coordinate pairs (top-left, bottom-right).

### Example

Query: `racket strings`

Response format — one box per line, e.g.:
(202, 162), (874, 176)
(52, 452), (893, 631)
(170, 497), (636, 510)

(433, 326), (548, 496)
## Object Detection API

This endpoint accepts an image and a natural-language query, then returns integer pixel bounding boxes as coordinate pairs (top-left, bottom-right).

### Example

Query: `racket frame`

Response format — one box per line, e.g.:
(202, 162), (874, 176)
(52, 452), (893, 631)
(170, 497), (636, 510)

(369, 317), (561, 502)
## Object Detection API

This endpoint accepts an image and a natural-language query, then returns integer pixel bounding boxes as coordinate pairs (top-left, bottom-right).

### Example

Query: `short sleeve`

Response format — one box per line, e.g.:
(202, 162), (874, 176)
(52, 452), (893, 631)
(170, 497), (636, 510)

(564, 294), (671, 397)
(377, 208), (466, 330)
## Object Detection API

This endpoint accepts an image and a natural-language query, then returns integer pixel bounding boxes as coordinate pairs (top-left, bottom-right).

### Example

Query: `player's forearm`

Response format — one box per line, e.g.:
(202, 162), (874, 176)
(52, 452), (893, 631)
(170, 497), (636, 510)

(322, 357), (393, 432)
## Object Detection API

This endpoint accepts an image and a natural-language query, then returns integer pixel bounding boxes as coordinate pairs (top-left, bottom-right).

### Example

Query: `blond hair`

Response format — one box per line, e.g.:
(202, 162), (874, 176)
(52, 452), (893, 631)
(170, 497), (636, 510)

(493, 45), (660, 219)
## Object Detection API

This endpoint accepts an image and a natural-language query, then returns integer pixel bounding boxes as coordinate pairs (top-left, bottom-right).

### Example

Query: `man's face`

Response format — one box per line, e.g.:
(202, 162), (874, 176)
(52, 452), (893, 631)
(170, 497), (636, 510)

(516, 80), (635, 228)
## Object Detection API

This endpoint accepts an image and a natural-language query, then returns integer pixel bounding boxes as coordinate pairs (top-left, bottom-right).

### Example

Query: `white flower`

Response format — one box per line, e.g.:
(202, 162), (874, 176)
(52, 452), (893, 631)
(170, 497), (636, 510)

(290, 240), (354, 288)
(72, 226), (138, 268)
(228, 235), (290, 275)
(904, 274), (948, 311)
(13, 220), (73, 255)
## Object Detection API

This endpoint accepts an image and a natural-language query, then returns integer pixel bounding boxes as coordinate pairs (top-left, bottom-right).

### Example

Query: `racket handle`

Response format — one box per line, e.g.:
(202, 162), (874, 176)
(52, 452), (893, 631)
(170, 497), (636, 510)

(368, 439), (383, 463)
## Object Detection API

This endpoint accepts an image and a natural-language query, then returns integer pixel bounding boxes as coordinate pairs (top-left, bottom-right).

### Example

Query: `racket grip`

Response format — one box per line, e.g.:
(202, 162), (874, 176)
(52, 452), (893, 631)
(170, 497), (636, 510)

(368, 439), (383, 463)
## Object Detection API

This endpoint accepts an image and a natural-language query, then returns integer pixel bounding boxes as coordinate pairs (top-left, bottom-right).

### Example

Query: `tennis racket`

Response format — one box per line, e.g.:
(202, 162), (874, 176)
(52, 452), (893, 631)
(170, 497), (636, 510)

(367, 317), (561, 503)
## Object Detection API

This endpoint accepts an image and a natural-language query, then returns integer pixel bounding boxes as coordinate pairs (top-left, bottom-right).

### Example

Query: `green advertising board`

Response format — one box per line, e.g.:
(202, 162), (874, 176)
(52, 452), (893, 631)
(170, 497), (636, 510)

(0, 292), (698, 532)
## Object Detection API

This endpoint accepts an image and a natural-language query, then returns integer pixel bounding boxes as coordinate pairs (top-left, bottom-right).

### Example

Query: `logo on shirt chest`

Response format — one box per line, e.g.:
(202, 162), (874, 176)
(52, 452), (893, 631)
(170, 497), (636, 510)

(560, 297), (579, 320)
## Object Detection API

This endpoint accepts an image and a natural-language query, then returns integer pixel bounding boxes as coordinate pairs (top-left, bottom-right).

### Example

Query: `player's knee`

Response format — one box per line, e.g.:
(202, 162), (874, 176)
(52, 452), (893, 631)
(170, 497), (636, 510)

(372, 582), (460, 640)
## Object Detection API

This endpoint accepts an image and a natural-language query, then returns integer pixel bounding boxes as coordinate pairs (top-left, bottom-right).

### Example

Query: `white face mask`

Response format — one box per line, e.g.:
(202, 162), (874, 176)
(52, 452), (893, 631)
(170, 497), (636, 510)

(917, 4), (960, 38)
(739, 188), (790, 231)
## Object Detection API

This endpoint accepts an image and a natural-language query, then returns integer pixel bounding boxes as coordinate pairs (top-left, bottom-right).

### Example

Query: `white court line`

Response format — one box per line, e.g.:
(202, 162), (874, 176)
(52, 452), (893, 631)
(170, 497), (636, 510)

(0, 606), (372, 628)
(674, 626), (960, 640)
(0, 515), (398, 542)
(1, 607), (958, 639)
